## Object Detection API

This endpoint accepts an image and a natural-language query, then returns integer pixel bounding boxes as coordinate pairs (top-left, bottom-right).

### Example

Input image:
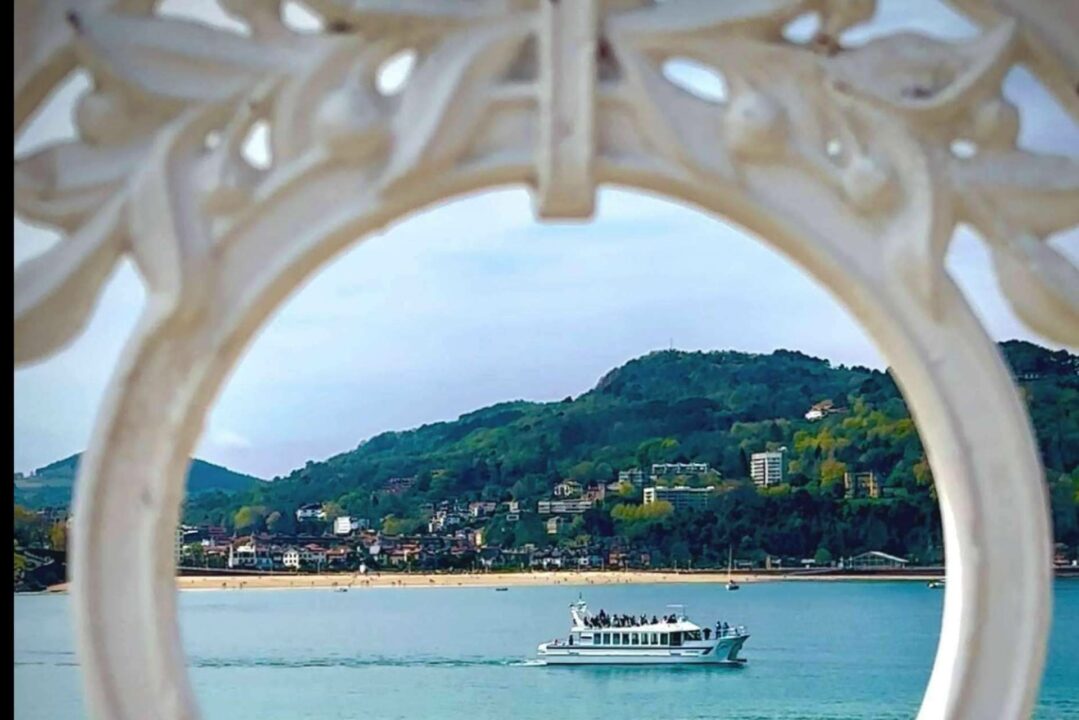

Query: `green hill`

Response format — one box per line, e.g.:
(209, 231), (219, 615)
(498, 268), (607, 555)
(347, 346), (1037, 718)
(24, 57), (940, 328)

(13, 454), (262, 509)
(181, 341), (1077, 561)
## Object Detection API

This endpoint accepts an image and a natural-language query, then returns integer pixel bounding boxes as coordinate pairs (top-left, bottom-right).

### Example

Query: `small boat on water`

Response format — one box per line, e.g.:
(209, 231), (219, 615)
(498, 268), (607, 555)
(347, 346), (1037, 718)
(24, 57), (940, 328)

(537, 598), (748, 665)
(726, 547), (740, 591)
(927, 580), (944, 589)
(495, 587), (509, 592)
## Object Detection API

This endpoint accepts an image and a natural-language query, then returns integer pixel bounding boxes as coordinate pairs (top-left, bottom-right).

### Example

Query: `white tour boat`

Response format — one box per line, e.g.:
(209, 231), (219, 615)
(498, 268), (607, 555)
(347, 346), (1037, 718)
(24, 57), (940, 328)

(537, 599), (749, 665)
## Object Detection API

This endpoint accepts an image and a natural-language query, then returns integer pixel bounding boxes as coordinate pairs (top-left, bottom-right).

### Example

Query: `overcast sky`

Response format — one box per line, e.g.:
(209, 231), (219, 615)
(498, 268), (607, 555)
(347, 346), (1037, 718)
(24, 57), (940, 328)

(13, 1), (1078, 479)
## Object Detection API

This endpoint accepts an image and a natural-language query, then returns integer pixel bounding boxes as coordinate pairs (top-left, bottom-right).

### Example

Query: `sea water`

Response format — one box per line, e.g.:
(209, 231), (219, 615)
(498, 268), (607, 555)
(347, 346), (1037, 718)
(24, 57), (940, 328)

(14, 580), (1079, 719)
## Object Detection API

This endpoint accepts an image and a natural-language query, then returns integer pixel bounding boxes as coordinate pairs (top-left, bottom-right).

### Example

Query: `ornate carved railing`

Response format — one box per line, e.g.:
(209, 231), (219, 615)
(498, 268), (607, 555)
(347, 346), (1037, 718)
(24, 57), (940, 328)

(13, 1), (1078, 718)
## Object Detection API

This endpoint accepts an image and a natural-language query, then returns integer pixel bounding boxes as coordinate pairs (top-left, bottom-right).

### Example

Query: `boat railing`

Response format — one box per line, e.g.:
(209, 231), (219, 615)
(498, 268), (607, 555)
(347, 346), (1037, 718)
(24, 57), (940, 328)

(717, 625), (748, 638)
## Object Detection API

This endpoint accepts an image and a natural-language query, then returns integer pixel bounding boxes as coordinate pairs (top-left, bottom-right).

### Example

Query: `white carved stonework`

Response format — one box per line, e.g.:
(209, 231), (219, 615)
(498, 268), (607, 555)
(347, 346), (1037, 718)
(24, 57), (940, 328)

(12, 1), (1079, 719)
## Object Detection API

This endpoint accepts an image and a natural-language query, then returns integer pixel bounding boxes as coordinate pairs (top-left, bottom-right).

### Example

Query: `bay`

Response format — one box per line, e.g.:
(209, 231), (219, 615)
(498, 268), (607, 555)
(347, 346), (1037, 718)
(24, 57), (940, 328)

(14, 580), (1079, 719)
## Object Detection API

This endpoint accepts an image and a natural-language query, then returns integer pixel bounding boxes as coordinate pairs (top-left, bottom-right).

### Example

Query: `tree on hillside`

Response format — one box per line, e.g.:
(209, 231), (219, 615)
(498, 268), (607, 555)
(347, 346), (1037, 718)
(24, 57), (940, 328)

(234, 505), (267, 533)
(14, 506), (48, 547)
(48, 522), (67, 552)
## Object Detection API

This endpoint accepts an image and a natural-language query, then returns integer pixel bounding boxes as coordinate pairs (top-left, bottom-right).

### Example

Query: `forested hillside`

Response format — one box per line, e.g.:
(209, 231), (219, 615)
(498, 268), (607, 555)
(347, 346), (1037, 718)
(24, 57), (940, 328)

(181, 341), (1078, 564)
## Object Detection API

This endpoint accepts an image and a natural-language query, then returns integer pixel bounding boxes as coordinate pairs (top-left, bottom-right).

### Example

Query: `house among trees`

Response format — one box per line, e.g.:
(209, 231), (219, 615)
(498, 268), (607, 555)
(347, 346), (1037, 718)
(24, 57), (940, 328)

(805, 399), (846, 421)
(295, 503), (326, 522)
(553, 480), (582, 497)
(844, 471), (882, 499)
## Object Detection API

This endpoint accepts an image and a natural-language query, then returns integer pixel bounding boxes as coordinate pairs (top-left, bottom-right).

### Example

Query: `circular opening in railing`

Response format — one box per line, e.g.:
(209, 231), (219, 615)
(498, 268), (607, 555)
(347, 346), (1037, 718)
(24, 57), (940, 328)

(13, 1), (1079, 719)
(16, 178), (1076, 718)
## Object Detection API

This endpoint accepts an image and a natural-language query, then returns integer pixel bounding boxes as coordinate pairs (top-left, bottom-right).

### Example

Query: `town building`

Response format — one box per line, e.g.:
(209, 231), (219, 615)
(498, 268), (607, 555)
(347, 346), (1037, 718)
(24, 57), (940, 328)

(751, 450), (785, 487)
(805, 399), (846, 421)
(334, 517), (351, 535)
(282, 547), (301, 569)
(546, 516), (568, 535)
(428, 509), (466, 533)
(553, 480), (582, 497)
(618, 468), (647, 486)
(651, 462), (710, 478)
(844, 471), (882, 499)
(299, 544), (328, 567)
(468, 501), (498, 518)
(643, 485), (716, 511)
(537, 499), (594, 515)
(228, 539), (274, 570)
(175, 526), (184, 566)
(36, 506), (68, 523)
(841, 551), (909, 570)
(295, 503), (326, 522)
(583, 483), (606, 503)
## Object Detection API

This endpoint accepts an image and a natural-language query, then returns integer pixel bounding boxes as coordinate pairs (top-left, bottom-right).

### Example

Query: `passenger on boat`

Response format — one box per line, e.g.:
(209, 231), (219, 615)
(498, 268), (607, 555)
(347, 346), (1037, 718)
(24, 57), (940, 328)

(704, 628), (712, 641)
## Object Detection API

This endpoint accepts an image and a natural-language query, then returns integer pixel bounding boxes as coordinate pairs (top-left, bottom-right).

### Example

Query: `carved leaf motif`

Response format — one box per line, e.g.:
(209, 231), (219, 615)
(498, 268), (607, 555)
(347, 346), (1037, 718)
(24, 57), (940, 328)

(945, 0), (1079, 122)
(13, 0), (155, 131)
(14, 196), (126, 365)
(272, 38), (388, 164)
(993, 235), (1079, 347)
(381, 19), (529, 192)
(15, 138), (150, 232)
(613, 45), (727, 178)
(827, 22), (1017, 122)
(14, 0), (78, 133)
(951, 152), (1079, 346)
(301, 0), (499, 30)
(126, 107), (230, 316)
(73, 12), (298, 104)
(952, 152), (1079, 238)
(608, 0), (809, 44)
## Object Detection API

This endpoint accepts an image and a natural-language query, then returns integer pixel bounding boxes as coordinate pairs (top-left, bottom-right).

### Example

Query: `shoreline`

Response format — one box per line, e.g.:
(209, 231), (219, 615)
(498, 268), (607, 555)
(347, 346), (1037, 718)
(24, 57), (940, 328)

(39, 569), (969, 594)
(35, 566), (1079, 594)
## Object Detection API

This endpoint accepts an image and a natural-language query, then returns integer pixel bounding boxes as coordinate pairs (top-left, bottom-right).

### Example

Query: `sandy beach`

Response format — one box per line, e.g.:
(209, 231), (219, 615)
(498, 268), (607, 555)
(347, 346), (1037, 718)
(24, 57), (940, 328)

(43, 569), (949, 593)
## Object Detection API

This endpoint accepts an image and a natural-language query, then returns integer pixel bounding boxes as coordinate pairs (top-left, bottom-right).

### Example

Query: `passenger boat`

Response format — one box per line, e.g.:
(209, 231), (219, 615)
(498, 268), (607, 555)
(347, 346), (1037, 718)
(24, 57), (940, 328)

(537, 599), (749, 665)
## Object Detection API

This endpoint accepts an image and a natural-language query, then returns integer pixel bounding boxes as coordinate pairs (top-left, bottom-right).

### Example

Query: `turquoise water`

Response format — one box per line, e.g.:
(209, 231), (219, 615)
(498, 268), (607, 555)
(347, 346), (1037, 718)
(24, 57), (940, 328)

(14, 581), (1079, 719)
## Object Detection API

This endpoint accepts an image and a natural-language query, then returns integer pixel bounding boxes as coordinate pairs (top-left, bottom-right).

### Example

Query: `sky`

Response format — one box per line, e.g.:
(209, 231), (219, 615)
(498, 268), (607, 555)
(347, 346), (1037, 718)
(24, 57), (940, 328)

(13, 0), (1079, 480)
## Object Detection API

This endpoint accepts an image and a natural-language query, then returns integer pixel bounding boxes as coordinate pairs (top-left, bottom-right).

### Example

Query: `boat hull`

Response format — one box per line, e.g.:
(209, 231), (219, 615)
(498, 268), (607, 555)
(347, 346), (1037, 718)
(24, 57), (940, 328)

(538, 636), (749, 665)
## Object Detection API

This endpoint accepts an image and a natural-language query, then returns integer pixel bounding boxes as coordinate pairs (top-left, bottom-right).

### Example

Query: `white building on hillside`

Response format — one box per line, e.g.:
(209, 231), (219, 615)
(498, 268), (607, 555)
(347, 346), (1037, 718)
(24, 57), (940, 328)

(643, 486), (715, 511)
(751, 450), (785, 487)
(651, 462), (710, 478)
(537, 499), (594, 515)
(333, 516), (368, 535)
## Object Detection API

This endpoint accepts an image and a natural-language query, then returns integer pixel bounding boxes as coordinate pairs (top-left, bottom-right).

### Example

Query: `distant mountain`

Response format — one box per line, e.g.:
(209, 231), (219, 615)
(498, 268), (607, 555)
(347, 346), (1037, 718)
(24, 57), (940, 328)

(13, 454), (262, 509)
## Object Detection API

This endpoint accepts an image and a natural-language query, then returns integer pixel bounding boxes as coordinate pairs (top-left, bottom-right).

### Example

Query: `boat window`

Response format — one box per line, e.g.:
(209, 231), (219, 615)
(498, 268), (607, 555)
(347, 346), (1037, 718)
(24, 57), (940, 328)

(650, 633), (658, 645)
(670, 632), (682, 646)
(613, 633), (621, 646)
(660, 633), (669, 645)
(686, 630), (702, 641)
(631, 633), (639, 645)
(642, 633), (649, 646)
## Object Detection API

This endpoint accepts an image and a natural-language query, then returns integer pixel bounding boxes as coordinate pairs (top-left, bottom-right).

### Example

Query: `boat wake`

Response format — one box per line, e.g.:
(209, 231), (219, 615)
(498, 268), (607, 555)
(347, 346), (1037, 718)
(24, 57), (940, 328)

(188, 656), (535, 670)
